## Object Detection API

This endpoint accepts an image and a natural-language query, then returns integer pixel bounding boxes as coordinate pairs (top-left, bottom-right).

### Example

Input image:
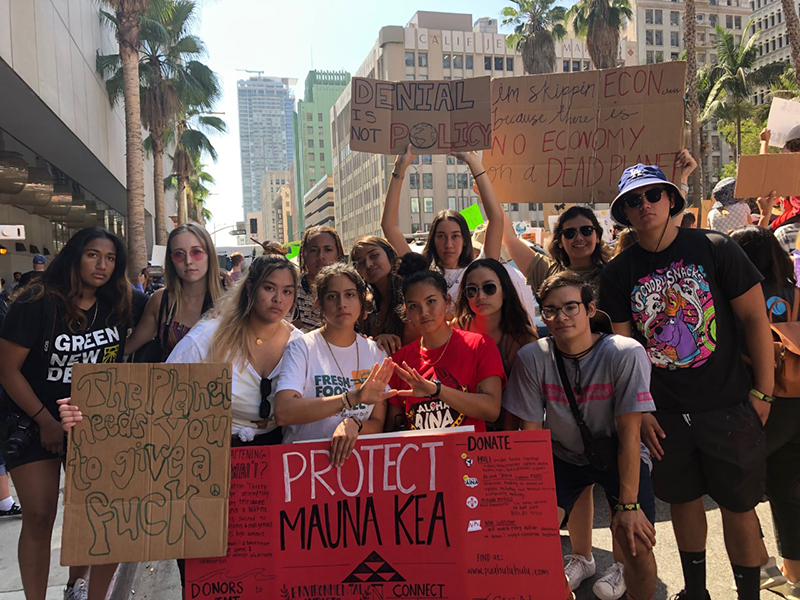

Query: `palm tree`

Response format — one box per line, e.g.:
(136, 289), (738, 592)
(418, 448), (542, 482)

(567, 0), (632, 69)
(165, 156), (214, 225)
(502, 0), (568, 74)
(771, 65), (800, 100)
(98, 0), (174, 278)
(781, 0), (800, 87)
(684, 0), (701, 202)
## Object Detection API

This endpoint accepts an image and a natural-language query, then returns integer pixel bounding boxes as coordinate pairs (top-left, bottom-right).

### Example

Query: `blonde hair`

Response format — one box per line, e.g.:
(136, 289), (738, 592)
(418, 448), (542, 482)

(209, 255), (298, 365)
(164, 223), (224, 316)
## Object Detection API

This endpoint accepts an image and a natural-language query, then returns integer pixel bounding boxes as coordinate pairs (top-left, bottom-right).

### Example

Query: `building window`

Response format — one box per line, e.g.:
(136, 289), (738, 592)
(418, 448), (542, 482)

(318, 113), (323, 122)
(308, 152), (314, 162)
(485, 56), (492, 70)
(735, 16), (742, 28)
(448, 197), (457, 211)
(411, 197), (420, 213)
(584, 61), (591, 70)
(309, 166), (316, 174)
(443, 53), (451, 68)
(405, 52), (414, 67)
(710, 14), (718, 26)
(423, 173), (433, 189)
(410, 173), (419, 189)
(671, 52), (680, 59)
(655, 9), (663, 23)
(422, 154), (432, 164)
(306, 126), (313, 135)
(507, 57), (514, 70)
(457, 173), (468, 189)
(319, 152), (325, 161)
(528, 203), (537, 211)
(453, 55), (463, 68)
(646, 8), (653, 23)
(306, 112), (313, 121)
(563, 60), (570, 71)
(307, 139), (314, 148)
(510, 203), (519, 212)
(446, 155), (456, 165)
(418, 52), (428, 67)
(465, 55), (474, 69)
(726, 15), (733, 28)
(406, 74), (415, 80)
(495, 56), (504, 70)
(249, 218), (258, 235)
(309, 179), (316, 186)
(671, 11), (680, 25)
(417, 75), (428, 80)
(656, 30), (664, 45)
(646, 50), (655, 63)
(423, 197), (434, 213)
(646, 29), (654, 45)
(671, 31), (680, 46)
(447, 173), (456, 189)
(712, 135), (720, 151)
(656, 50), (664, 62)
(572, 60), (581, 72)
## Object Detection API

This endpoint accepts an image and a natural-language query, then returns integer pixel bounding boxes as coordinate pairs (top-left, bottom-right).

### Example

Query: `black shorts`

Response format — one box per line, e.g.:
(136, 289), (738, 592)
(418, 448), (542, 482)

(0, 407), (64, 471)
(651, 401), (766, 512)
(554, 454), (657, 525)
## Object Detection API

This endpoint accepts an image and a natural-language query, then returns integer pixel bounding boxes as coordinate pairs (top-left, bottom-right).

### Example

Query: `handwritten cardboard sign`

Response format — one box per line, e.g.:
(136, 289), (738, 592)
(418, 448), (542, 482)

(185, 429), (564, 600)
(766, 97), (800, 148)
(349, 77), (492, 154)
(62, 363), (232, 566)
(483, 62), (687, 203)
(735, 154), (800, 198)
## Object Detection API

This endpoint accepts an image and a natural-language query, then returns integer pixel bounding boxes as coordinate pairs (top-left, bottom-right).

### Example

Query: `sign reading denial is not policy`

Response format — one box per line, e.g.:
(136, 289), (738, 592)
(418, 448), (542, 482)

(483, 62), (687, 203)
(61, 363), (232, 566)
(349, 77), (492, 154)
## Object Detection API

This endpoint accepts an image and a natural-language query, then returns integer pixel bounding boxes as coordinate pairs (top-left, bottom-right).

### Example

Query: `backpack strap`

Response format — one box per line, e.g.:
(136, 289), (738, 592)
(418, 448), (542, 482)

(791, 287), (800, 322)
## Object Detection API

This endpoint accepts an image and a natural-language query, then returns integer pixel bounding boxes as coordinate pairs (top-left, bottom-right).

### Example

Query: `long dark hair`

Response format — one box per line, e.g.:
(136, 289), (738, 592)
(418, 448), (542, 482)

(729, 226), (796, 290)
(422, 210), (473, 270)
(299, 225), (345, 274)
(315, 263), (370, 320)
(27, 227), (131, 331)
(547, 206), (611, 268)
(398, 252), (448, 298)
(350, 236), (405, 337)
(455, 258), (535, 343)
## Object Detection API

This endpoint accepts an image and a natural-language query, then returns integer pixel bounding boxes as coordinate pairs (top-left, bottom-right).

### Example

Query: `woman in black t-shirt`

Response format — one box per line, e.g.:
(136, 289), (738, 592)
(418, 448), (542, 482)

(0, 227), (131, 600)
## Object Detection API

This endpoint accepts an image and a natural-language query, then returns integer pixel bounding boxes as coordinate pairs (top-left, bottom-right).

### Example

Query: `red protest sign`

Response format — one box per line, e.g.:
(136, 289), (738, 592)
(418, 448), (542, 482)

(185, 430), (563, 600)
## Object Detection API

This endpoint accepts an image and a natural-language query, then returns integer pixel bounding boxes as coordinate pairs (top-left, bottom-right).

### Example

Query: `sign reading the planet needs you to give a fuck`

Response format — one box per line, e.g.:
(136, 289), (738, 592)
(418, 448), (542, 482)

(185, 429), (565, 600)
(483, 62), (686, 204)
(349, 77), (492, 154)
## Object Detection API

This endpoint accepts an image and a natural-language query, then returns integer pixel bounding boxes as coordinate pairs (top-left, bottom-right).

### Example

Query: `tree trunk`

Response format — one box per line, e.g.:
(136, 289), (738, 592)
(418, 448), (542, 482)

(736, 115), (742, 161)
(586, 5), (619, 69)
(177, 174), (188, 224)
(118, 10), (147, 279)
(685, 0), (701, 203)
(151, 127), (168, 245)
(781, 0), (800, 87)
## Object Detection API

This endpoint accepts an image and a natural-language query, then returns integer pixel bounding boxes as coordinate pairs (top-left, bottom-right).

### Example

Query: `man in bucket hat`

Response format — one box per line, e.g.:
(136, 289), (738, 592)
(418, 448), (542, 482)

(707, 177), (751, 234)
(600, 150), (775, 600)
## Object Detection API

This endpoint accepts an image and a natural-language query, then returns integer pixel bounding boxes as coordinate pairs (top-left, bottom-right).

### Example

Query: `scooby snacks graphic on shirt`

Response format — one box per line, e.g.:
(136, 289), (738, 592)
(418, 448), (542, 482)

(630, 260), (716, 369)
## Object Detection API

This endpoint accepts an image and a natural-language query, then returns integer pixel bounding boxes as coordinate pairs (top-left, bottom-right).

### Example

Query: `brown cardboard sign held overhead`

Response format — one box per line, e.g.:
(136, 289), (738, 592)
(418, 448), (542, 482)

(483, 62), (686, 204)
(61, 363), (232, 566)
(735, 154), (800, 198)
(349, 77), (492, 154)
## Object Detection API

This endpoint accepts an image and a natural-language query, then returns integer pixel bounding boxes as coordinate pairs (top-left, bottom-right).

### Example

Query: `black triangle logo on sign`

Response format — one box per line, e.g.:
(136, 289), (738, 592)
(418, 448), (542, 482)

(343, 551), (406, 583)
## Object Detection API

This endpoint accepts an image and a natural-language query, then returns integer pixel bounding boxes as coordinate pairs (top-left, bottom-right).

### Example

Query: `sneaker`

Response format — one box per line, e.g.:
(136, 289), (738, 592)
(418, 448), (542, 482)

(593, 561), (626, 600)
(669, 591), (711, 599)
(64, 578), (88, 600)
(771, 580), (800, 600)
(564, 553), (595, 591)
(761, 556), (788, 589)
(0, 502), (21, 517)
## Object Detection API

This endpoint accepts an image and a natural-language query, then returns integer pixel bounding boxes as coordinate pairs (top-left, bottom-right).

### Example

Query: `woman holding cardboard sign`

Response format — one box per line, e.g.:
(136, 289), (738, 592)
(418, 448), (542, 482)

(0, 227), (132, 600)
(380, 144), (504, 309)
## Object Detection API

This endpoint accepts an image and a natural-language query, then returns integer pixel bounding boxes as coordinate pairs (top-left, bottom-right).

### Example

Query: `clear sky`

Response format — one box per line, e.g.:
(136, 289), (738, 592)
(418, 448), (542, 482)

(197, 0), (519, 242)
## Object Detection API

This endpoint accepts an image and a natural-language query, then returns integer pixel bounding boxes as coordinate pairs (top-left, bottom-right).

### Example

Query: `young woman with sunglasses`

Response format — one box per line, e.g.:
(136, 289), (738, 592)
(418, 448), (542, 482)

(350, 236), (419, 355)
(125, 223), (223, 360)
(381, 146), (504, 305)
(294, 226), (346, 333)
(274, 264), (397, 467)
(0, 227), (131, 600)
(386, 253), (506, 432)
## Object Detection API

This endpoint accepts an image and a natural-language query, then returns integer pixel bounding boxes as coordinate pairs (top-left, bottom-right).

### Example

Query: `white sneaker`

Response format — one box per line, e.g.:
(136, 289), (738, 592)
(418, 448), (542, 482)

(64, 578), (88, 600)
(593, 561), (627, 600)
(761, 556), (788, 589)
(564, 553), (596, 591)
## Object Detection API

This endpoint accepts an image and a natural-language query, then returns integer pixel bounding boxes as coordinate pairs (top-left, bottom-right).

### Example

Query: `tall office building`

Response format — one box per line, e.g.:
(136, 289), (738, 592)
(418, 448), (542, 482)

(237, 76), (297, 219)
(750, 0), (797, 104)
(294, 70), (350, 234)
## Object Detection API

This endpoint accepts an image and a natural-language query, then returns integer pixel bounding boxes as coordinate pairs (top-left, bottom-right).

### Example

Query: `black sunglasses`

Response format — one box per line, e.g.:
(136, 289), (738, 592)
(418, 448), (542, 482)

(561, 226), (597, 240)
(259, 377), (273, 419)
(623, 187), (666, 209)
(465, 283), (498, 298)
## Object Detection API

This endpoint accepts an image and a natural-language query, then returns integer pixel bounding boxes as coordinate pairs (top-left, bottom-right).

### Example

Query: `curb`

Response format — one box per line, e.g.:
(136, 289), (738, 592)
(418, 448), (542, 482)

(108, 563), (138, 600)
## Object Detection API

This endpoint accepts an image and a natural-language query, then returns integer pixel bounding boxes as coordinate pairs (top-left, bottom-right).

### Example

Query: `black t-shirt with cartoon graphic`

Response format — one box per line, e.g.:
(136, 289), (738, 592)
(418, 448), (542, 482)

(600, 228), (763, 413)
(1, 290), (126, 419)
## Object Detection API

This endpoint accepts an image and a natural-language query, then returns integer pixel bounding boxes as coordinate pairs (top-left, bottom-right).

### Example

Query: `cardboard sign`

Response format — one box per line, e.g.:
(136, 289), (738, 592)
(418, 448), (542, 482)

(484, 62), (687, 203)
(766, 97), (800, 148)
(735, 154), (800, 198)
(62, 363), (233, 566)
(349, 77), (492, 154)
(185, 430), (564, 600)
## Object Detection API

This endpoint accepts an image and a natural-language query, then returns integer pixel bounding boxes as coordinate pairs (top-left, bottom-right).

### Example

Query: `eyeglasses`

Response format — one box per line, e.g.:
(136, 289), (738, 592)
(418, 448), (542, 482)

(259, 377), (273, 419)
(171, 248), (206, 263)
(465, 283), (498, 298)
(561, 226), (597, 240)
(623, 187), (665, 210)
(541, 301), (584, 321)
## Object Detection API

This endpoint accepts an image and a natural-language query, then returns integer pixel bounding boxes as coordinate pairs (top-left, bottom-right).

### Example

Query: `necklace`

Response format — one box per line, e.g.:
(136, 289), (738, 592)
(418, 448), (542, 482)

(253, 322), (282, 346)
(83, 301), (99, 331)
(420, 328), (453, 367)
(559, 335), (605, 396)
(322, 328), (359, 383)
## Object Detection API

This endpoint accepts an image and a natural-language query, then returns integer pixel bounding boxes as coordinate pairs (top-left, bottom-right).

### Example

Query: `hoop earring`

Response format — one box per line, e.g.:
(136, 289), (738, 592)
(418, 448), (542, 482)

(290, 303), (300, 322)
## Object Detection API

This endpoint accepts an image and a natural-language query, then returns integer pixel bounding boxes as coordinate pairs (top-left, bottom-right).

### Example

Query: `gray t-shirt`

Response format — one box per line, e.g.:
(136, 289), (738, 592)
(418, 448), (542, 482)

(503, 334), (656, 466)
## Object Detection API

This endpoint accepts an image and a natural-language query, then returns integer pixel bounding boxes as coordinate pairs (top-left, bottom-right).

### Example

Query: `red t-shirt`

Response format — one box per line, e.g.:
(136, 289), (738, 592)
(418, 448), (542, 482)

(389, 328), (507, 432)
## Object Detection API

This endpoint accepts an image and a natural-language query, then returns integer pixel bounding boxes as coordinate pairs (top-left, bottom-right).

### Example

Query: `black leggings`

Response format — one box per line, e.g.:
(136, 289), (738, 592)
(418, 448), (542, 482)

(765, 398), (800, 560)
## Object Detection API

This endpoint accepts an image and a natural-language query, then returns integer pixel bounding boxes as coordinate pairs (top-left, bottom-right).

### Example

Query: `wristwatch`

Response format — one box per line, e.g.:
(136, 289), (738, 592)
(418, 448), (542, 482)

(428, 379), (442, 399)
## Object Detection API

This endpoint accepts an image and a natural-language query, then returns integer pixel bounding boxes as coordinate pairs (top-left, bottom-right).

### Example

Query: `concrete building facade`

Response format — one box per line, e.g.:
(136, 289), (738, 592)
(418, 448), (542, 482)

(750, 0), (797, 104)
(237, 76), (296, 219)
(304, 176), (335, 229)
(271, 185), (293, 244)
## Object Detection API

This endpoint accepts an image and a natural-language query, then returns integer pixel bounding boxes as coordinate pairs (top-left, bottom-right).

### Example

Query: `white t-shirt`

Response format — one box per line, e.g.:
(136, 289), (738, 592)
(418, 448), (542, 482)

(442, 267), (466, 307)
(502, 261), (537, 325)
(275, 330), (387, 444)
(167, 318), (303, 435)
